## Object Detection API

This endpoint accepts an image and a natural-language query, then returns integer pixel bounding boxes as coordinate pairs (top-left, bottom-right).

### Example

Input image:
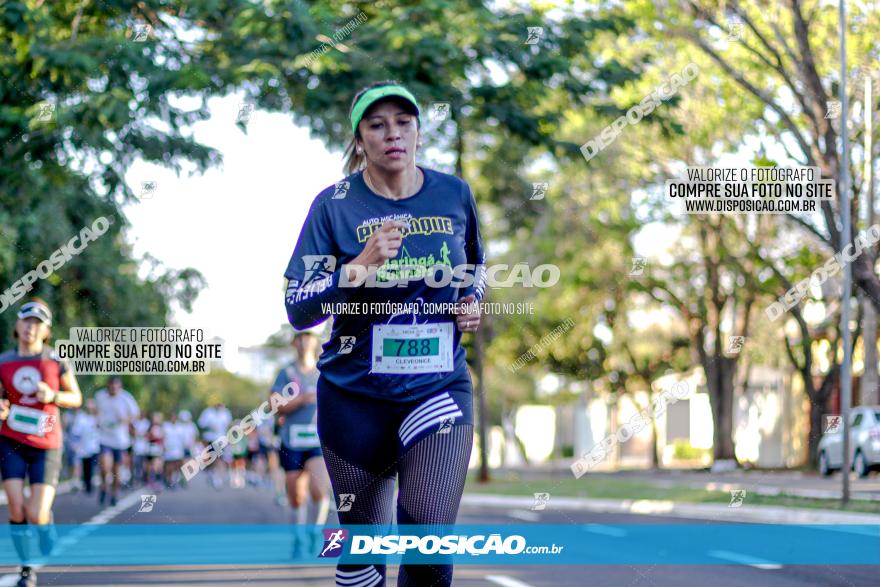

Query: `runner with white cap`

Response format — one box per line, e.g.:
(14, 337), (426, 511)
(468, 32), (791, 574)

(269, 323), (334, 557)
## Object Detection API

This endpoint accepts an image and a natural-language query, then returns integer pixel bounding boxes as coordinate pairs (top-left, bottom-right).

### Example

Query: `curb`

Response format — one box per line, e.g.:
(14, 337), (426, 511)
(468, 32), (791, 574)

(695, 480), (880, 502)
(461, 494), (880, 525)
(492, 466), (880, 502)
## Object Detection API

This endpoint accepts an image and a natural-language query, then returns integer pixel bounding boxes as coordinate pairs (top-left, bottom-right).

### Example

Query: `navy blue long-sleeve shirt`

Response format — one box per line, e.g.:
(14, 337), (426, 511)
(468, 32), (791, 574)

(283, 166), (486, 401)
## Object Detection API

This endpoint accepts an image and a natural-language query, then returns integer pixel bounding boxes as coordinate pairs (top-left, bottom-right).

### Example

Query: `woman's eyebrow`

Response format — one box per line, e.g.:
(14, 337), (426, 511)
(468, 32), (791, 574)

(366, 112), (412, 120)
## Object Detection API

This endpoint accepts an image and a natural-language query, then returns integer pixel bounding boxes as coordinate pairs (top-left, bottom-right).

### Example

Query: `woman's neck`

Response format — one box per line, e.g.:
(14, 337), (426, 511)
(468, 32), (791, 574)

(297, 356), (317, 372)
(365, 164), (422, 200)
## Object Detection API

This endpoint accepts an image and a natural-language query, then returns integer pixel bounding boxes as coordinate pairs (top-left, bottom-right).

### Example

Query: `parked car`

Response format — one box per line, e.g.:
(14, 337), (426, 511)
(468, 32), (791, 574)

(818, 405), (880, 477)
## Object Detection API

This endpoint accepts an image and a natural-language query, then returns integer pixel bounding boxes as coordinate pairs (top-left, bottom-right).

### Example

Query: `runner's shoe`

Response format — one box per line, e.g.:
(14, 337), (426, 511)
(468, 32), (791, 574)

(16, 566), (36, 587)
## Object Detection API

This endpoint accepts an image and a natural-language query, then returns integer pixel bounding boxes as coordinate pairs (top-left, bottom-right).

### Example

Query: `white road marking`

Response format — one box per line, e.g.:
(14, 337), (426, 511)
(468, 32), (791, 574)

(583, 523), (627, 537)
(0, 491), (141, 586)
(507, 510), (541, 522)
(811, 524), (880, 537)
(708, 549), (783, 569)
(486, 574), (537, 587)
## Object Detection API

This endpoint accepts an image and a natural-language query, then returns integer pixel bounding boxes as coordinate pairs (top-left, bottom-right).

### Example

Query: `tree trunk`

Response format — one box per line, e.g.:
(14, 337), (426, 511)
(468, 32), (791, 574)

(456, 124), (490, 482)
(861, 74), (878, 405)
(860, 295), (878, 405)
(705, 356), (737, 461)
(808, 365), (838, 464)
(650, 395), (661, 469)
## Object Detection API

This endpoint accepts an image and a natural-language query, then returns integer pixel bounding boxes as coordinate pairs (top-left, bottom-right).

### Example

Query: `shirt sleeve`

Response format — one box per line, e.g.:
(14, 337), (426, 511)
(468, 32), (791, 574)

(127, 393), (140, 420)
(283, 195), (354, 329)
(462, 181), (487, 302)
(270, 368), (289, 393)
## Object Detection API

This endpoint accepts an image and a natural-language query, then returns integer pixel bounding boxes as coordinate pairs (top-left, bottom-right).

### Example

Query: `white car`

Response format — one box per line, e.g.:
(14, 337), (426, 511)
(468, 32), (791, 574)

(818, 405), (880, 478)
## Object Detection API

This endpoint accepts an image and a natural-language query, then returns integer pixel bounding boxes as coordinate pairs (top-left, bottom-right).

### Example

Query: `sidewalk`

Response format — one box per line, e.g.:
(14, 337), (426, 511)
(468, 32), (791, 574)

(495, 461), (880, 502)
(462, 493), (880, 525)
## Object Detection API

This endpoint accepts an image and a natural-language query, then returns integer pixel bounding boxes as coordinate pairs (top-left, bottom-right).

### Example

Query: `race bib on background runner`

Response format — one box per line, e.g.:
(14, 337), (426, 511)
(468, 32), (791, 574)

(289, 424), (320, 449)
(371, 322), (453, 374)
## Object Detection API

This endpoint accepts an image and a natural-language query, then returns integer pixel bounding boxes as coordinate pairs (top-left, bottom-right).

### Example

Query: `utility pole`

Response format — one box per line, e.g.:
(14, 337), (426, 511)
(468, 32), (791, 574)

(838, 0), (853, 505)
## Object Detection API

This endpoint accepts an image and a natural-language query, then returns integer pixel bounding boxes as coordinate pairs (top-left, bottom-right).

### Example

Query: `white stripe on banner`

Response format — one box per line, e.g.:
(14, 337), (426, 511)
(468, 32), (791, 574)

(486, 575), (536, 587)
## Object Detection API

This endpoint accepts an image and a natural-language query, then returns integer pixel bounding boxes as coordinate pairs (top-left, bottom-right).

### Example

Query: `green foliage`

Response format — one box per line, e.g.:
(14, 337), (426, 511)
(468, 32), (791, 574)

(671, 439), (709, 461)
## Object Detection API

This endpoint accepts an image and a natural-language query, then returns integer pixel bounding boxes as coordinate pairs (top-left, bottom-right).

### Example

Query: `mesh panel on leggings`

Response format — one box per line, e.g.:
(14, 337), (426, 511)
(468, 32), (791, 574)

(322, 445), (395, 586)
(396, 424), (473, 525)
(321, 444), (396, 525)
(396, 424), (473, 587)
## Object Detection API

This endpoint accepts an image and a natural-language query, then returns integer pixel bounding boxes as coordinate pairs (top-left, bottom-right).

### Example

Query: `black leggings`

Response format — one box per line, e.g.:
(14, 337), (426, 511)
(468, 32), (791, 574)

(317, 381), (473, 587)
(81, 455), (98, 493)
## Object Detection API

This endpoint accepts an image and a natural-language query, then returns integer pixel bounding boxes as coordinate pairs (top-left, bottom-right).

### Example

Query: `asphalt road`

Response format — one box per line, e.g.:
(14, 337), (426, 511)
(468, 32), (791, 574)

(0, 477), (877, 586)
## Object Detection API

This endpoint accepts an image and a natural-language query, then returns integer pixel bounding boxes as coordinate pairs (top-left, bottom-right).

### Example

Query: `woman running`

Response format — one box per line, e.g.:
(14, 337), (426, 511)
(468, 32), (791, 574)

(70, 399), (100, 494)
(0, 299), (83, 587)
(270, 326), (333, 557)
(161, 411), (186, 488)
(145, 412), (165, 489)
(283, 81), (485, 587)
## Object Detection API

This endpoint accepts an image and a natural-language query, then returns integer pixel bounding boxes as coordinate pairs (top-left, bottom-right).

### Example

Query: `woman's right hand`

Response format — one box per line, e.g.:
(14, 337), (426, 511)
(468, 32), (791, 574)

(0, 399), (9, 421)
(345, 220), (406, 285)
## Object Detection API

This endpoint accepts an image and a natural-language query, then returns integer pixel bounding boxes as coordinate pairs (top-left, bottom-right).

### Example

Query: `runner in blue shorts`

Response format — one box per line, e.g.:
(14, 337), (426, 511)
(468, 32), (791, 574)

(0, 299), (83, 587)
(270, 325), (333, 556)
(283, 81), (486, 587)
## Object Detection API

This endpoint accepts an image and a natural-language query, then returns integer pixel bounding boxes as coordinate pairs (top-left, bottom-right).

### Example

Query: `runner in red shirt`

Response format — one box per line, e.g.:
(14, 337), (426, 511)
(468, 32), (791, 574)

(0, 299), (83, 587)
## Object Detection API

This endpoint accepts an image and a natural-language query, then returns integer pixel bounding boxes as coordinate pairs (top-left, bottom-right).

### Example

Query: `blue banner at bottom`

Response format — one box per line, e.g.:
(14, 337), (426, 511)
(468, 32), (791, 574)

(1, 524), (878, 565)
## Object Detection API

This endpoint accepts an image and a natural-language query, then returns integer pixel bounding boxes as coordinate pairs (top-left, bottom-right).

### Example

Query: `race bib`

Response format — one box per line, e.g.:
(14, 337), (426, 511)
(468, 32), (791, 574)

(289, 424), (320, 449)
(371, 322), (453, 374)
(8, 404), (51, 437)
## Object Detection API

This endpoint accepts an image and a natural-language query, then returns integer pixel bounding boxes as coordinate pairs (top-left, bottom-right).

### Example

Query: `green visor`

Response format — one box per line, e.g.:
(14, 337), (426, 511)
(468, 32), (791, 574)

(350, 85), (421, 134)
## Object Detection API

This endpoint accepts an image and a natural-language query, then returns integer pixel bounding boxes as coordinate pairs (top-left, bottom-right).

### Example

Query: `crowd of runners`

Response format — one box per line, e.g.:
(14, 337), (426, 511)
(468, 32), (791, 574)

(60, 389), (293, 499)
(1, 299), (333, 586)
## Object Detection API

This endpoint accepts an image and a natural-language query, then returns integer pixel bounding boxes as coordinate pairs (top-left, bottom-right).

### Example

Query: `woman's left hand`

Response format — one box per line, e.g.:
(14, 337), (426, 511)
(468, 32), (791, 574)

(36, 381), (57, 404)
(453, 294), (481, 333)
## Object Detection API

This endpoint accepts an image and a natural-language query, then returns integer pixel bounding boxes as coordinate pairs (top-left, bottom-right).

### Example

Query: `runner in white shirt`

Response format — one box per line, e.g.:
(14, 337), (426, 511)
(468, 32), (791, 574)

(177, 410), (198, 456)
(70, 400), (100, 494)
(94, 376), (139, 506)
(131, 415), (150, 486)
(176, 410), (198, 488)
(198, 399), (232, 489)
(162, 412), (187, 488)
(145, 412), (164, 490)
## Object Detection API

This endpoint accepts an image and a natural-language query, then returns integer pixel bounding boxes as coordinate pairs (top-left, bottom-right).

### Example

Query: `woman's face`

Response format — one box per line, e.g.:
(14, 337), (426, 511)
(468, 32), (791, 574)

(16, 317), (49, 347)
(357, 99), (419, 172)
